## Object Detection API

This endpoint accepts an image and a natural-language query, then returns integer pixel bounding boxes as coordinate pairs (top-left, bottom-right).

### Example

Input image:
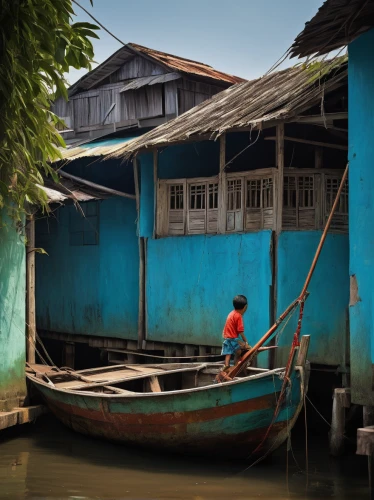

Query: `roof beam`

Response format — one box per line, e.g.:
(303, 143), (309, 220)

(59, 171), (136, 200)
(264, 135), (347, 151)
(290, 112), (348, 124)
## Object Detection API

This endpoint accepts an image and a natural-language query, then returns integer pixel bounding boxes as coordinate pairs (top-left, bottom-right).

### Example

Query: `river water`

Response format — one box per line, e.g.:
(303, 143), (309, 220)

(0, 414), (369, 500)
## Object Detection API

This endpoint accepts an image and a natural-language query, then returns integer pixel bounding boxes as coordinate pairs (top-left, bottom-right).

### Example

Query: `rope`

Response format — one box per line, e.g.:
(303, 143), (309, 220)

(304, 391), (309, 492)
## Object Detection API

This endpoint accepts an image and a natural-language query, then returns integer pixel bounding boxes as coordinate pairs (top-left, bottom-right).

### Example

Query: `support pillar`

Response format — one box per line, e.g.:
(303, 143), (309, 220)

(364, 407), (374, 427)
(63, 342), (75, 369)
(329, 387), (351, 456)
(357, 426), (374, 499)
(133, 158), (145, 350)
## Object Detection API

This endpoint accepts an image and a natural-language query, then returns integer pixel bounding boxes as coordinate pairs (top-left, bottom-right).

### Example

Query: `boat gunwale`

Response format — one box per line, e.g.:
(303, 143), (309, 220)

(26, 365), (294, 399)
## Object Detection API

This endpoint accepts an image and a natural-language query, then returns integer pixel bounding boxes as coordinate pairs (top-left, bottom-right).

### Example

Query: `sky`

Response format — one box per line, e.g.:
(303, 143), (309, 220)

(67, 0), (323, 86)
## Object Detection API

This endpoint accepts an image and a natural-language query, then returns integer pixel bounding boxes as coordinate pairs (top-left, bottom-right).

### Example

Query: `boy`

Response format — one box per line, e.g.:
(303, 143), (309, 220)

(221, 295), (250, 371)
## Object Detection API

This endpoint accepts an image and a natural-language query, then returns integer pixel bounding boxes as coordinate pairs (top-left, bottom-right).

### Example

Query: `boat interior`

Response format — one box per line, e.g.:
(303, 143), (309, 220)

(26, 362), (275, 395)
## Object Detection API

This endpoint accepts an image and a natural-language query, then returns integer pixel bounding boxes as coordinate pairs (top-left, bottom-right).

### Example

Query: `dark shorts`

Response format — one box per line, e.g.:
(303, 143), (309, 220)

(221, 338), (241, 355)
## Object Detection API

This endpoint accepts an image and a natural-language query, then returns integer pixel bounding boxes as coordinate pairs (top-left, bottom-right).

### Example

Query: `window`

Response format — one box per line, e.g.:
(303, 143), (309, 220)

(226, 170), (277, 232)
(245, 176), (275, 230)
(156, 168), (347, 237)
(168, 184), (185, 235)
(283, 174), (316, 229)
(69, 201), (99, 246)
(226, 179), (243, 231)
(325, 175), (348, 232)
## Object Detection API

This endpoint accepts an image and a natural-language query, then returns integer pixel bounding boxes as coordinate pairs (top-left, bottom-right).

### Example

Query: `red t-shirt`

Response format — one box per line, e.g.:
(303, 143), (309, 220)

(223, 310), (244, 339)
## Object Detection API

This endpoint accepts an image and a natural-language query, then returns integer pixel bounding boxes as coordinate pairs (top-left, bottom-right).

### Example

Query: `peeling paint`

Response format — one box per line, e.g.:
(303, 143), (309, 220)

(349, 275), (361, 306)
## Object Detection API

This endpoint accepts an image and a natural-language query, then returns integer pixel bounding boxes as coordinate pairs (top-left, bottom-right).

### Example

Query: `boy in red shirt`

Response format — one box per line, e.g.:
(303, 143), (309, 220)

(222, 295), (250, 370)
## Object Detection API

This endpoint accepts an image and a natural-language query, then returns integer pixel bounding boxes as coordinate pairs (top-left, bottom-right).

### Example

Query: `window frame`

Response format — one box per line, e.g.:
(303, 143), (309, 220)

(156, 168), (347, 237)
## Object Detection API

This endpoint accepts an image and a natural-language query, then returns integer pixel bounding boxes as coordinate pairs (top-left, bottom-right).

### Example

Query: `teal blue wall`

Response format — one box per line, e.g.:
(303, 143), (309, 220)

(146, 232), (272, 357)
(139, 153), (154, 238)
(36, 197), (139, 339)
(0, 211), (26, 409)
(348, 29), (374, 405)
(275, 232), (349, 367)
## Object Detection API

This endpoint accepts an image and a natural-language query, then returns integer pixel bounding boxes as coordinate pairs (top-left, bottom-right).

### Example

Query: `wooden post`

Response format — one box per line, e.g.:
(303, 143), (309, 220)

(364, 407), (374, 428)
(275, 123), (284, 235)
(296, 335), (310, 366)
(357, 426), (374, 499)
(153, 150), (158, 239)
(270, 124), (284, 369)
(218, 133), (226, 234)
(26, 215), (36, 364)
(63, 342), (75, 369)
(329, 388), (351, 456)
(133, 158), (145, 350)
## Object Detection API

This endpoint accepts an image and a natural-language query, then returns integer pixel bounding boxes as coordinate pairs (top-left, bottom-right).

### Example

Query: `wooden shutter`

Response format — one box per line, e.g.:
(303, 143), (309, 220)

(207, 182), (218, 233)
(226, 178), (243, 231)
(298, 175), (316, 229)
(245, 178), (262, 230)
(168, 183), (185, 235)
(188, 182), (206, 234)
(283, 174), (317, 230)
(324, 174), (348, 232)
(283, 175), (297, 228)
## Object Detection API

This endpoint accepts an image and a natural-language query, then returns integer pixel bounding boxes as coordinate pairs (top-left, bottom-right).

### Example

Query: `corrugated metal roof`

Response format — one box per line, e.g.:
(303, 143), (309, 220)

(59, 136), (137, 161)
(40, 178), (109, 204)
(129, 43), (245, 85)
(108, 60), (347, 160)
(290, 0), (374, 58)
(69, 43), (244, 96)
(119, 73), (181, 92)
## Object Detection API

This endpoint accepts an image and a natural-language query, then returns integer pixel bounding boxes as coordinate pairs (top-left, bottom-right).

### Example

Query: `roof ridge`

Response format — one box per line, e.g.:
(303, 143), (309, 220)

(128, 42), (214, 69)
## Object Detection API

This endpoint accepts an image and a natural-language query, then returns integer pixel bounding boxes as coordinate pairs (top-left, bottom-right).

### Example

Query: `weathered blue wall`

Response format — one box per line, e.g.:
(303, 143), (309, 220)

(146, 232), (272, 356)
(36, 197), (139, 339)
(348, 29), (374, 405)
(0, 211), (26, 409)
(139, 153), (154, 238)
(275, 232), (349, 367)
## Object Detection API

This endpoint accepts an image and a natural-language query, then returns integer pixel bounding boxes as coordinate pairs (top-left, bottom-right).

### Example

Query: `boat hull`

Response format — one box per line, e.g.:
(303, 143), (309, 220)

(28, 364), (308, 459)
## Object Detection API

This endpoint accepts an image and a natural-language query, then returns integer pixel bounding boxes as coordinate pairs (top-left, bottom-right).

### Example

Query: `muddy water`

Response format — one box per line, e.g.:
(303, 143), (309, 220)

(0, 415), (369, 499)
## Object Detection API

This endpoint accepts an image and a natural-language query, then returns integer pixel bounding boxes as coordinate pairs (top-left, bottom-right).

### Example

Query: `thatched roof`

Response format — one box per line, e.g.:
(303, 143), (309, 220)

(108, 60), (347, 160)
(290, 0), (374, 58)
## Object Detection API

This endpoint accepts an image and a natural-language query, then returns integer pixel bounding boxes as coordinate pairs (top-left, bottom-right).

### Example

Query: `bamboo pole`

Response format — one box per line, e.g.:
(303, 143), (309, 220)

(226, 164), (349, 379)
(59, 171), (136, 200)
(26, 215), (36, 364)
(133, 159), (145, 349)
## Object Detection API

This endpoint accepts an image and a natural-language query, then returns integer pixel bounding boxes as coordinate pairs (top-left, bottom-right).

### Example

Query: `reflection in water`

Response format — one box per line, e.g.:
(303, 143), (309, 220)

(0, 415), (369, 499)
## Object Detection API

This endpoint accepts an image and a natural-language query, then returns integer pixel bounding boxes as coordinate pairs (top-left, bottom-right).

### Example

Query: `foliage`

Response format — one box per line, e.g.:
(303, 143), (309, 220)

(0, 0), (99, 224)
(297, 54), (348, 84)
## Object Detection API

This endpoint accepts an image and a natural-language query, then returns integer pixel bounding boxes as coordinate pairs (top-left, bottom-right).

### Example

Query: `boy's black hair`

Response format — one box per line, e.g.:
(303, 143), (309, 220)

(233, 294), (248, 310)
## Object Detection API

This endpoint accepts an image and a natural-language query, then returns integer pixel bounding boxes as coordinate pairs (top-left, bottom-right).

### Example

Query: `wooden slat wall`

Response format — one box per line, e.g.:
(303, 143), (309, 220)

(165, 80), (178, 115)
(110, 56), (166, 82)
(54, 69), (224, 130)
(176, 79), (224, 115)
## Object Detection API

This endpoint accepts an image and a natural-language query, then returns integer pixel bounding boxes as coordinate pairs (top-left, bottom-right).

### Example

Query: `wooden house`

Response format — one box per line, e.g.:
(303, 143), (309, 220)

(290, 0), (374, 432)
(53, 43), (244, 143)
(35, 58), (349, 370)
(106, 59), (349, 370)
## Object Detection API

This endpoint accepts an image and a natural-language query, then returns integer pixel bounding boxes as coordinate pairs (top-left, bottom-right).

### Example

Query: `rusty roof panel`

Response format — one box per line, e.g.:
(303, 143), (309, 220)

(129, 43), (245, 84)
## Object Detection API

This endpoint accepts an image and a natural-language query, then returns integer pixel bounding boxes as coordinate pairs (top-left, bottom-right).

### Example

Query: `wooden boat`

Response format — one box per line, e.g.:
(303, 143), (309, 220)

(26, 336), (309, 460)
